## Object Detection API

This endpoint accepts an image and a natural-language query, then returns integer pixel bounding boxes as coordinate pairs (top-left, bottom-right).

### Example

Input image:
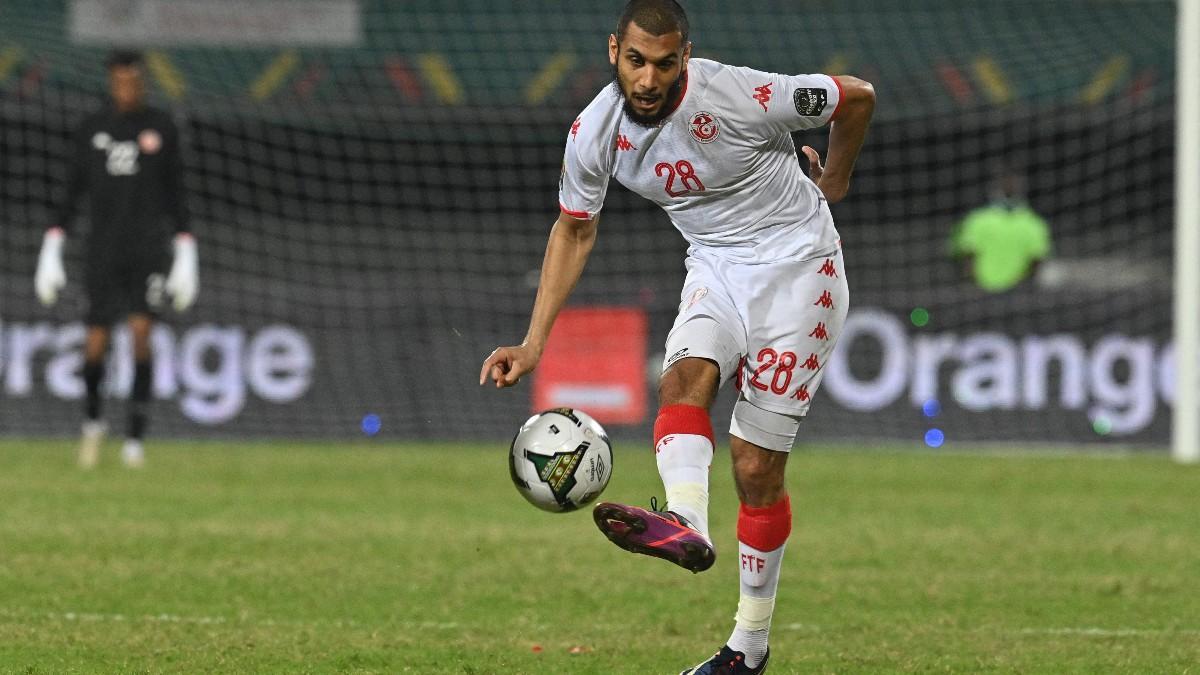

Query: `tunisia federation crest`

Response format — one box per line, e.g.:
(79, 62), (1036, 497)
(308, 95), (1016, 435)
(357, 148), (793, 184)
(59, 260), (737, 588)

(689, 111), (719, 144)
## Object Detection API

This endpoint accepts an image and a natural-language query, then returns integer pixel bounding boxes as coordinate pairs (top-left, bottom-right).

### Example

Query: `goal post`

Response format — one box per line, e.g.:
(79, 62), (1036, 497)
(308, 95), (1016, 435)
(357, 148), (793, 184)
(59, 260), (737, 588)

(1174, 0), (1200, 463)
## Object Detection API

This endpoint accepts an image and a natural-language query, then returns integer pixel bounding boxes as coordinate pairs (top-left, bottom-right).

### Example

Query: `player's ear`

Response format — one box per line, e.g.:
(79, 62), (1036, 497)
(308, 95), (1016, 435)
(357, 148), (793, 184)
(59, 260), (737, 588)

(682, 40), (692, 64)
(608, 34), (619, 66)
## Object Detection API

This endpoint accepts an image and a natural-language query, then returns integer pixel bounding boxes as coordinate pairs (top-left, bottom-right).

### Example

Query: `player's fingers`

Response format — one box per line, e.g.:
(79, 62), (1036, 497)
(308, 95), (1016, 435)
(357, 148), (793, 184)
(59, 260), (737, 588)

(802, 146), (822, 174)
(491, 359), (517, 387)
(503, 360), (524, 385)
(480, 345), (508, 379)
(479, 351), (503, 385)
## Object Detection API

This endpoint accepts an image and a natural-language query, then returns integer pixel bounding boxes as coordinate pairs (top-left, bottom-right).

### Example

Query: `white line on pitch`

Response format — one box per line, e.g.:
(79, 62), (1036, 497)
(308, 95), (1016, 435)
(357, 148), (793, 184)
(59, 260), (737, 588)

(1018, 627), (1200, 637)
(0, 608), (458, 630)
(778, 624), (1200, 637)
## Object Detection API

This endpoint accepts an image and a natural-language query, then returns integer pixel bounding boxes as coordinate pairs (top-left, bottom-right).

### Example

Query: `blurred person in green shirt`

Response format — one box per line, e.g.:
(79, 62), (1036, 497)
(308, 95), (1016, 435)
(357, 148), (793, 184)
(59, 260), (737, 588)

(949, 170), (1051, 292)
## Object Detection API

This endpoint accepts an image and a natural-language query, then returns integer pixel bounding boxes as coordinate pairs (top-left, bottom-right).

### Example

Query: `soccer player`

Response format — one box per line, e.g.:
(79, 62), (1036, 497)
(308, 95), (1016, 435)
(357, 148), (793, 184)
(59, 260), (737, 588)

(479, 1), (873, 671)
(34, 50), (198, 469)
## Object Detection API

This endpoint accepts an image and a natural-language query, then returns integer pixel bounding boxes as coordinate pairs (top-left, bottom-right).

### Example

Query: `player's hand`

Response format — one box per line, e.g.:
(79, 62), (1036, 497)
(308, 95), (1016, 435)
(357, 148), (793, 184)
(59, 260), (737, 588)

(165, 233), (199, 312)
(479, 343), (541, 388)
(802, 145), (849, 204)
(35, 227), (67, 307)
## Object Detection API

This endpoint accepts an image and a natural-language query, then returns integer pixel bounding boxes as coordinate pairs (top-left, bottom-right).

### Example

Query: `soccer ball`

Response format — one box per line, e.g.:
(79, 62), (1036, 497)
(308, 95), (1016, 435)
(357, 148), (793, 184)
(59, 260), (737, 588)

(508, 408), (613, 513)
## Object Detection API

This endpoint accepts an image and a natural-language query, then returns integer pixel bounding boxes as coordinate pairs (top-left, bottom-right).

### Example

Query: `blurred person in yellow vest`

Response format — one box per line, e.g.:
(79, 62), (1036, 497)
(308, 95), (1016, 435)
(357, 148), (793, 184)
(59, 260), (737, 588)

(949, 168), (1051, 292)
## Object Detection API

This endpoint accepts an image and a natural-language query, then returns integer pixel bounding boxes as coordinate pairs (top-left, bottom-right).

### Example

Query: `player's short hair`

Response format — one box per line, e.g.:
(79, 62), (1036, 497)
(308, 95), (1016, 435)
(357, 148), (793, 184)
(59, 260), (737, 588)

(105, 50), (144, 70)
(617, 0), (689, 44)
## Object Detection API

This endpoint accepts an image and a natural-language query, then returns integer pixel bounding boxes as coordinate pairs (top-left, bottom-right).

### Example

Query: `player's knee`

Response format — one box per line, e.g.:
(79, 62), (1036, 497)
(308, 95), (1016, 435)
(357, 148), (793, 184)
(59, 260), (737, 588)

(730, 397), (797, 504)
(84, 327), (111, 362)
(731, 450), (787, 505)
(129, 316), (154, 360)
(732, 450), (775, 482)
(658, 357), (720, 408)
(131, 342), (152, 361)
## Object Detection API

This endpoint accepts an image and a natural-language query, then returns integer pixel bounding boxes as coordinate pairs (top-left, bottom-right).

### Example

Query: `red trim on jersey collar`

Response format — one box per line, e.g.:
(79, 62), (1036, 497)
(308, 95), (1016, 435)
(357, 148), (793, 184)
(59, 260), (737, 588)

(662, 66), (690, 119)
(829, 75), (845, 121)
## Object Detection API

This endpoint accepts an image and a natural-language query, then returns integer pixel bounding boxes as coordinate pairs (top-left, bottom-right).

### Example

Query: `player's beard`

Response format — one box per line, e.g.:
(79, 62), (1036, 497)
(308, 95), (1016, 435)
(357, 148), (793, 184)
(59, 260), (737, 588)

(612, 65), (687, 128)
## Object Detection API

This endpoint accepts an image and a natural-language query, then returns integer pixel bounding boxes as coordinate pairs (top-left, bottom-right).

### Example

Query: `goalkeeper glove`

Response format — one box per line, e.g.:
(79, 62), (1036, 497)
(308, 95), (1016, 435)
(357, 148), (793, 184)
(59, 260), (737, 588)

(165, 233), (198, 312)
(35, 227), (66, 306)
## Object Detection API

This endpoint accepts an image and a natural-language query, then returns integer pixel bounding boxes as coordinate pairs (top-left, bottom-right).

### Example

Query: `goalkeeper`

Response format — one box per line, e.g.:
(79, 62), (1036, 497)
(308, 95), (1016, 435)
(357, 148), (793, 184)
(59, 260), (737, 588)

(34, 50), (198, 469)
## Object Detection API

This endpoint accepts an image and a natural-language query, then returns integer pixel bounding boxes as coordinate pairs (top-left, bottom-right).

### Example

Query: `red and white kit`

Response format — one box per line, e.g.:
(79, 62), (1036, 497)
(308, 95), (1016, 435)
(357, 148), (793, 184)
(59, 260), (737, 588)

(559, 58), (849, 442)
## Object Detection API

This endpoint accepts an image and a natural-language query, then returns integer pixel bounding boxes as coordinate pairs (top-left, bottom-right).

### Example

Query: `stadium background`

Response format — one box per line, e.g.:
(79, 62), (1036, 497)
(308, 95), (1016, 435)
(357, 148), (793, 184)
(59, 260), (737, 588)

(0, 0), (1178, 446)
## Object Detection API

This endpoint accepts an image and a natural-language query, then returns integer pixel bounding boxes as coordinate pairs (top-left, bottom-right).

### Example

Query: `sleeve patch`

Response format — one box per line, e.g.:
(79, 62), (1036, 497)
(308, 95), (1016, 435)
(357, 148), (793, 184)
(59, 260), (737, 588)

(793, 87), (828, 116)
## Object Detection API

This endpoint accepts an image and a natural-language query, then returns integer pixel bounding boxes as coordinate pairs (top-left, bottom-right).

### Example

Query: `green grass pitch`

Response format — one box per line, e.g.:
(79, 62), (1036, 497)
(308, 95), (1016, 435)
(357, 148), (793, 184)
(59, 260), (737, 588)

(0, 439), (1197, 673)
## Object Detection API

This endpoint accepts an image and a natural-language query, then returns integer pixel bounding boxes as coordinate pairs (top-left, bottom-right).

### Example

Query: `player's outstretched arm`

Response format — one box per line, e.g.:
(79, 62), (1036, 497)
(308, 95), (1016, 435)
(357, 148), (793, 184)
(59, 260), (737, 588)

(480, 211), (599, 388)
(802, 75), (875, 204)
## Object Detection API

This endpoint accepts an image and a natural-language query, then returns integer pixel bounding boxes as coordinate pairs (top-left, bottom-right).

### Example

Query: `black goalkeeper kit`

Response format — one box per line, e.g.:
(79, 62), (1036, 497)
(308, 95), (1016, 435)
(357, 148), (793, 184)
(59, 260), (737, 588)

(53, 105), (189, 324)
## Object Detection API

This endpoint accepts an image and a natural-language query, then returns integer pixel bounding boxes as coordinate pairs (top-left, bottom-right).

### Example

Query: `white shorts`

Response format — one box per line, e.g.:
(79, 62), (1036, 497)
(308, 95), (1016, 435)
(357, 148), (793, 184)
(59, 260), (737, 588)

(662, 246), (850, 420)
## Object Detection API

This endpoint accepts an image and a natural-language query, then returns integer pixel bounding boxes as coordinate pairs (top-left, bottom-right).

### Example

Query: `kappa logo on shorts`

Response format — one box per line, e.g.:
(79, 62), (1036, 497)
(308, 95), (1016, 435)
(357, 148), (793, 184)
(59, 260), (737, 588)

(814, 290), (835, 309)
(790, 384), (810, 401)
(686, 287), (708, 309)
(818, 259), (838, 278)
(571, 117), (581, 139)
(802, 353), (821, 370)
(793, 87), (828, 117)
(809, 322), (830, 340)
(689, 111), (720, 144)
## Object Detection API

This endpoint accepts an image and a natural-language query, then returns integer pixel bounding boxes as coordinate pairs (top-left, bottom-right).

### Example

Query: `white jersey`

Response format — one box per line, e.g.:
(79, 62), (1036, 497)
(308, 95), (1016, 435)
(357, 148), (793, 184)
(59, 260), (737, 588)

(559, 58), (844, 264)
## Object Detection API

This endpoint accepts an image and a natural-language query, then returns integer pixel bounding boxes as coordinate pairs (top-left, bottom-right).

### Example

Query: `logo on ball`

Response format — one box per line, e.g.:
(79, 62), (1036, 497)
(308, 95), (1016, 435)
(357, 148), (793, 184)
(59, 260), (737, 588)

(509, 408), (612, 513)
(689, 111), (720, 144)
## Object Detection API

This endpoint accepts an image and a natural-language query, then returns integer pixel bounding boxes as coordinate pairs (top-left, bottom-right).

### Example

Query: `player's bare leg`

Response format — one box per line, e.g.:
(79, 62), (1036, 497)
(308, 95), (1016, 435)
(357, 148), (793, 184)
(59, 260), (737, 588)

(121, 313), (153, 468)
(593, 357), (719, 572)
(78, 325), (111, 469)
(683, 429), (790, 674)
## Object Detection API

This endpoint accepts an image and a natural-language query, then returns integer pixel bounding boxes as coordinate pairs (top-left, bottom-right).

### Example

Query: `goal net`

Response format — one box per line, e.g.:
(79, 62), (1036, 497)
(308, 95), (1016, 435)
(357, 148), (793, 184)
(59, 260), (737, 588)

(0, 0), (1178, 446)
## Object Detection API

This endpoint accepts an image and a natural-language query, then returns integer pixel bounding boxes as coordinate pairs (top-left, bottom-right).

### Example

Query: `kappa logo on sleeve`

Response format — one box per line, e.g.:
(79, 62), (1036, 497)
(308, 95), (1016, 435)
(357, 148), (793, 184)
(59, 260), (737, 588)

(793, 87), (828, 116)
(752, 83), (773, 112)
